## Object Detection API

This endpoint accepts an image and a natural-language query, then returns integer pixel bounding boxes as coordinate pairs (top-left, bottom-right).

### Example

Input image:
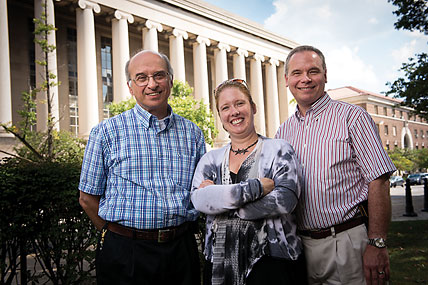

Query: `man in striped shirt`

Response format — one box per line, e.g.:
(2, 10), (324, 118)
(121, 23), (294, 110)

(79, 50), (205, 284)
(276, 45), (396, 285)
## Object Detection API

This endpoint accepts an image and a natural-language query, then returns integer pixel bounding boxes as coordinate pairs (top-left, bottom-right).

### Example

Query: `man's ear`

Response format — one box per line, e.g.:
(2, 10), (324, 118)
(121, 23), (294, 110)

(324, 69), (327, 83)
(285, 74), (289, 87)
(127, 81), (133, 95)
(252, 103), (257, 115)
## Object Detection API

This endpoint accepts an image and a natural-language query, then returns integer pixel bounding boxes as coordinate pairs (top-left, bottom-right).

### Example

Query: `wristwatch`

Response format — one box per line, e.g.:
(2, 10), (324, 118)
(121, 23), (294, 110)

(368, 238), (387, 248)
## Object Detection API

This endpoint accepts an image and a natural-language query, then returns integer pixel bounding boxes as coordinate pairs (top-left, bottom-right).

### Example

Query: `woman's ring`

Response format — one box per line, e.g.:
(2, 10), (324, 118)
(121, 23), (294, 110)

(378, 271), (385, 275)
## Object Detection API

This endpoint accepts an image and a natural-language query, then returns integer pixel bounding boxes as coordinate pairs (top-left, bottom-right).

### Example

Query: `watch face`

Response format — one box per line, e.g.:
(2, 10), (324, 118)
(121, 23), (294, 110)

(371, 238), (386, 248)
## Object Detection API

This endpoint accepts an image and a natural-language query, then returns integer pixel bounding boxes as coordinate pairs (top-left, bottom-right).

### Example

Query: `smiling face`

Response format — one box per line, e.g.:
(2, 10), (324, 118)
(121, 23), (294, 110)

(127, 51), (173, 119)
(217, 86), (257, 139)
(285, 50), (327, 116)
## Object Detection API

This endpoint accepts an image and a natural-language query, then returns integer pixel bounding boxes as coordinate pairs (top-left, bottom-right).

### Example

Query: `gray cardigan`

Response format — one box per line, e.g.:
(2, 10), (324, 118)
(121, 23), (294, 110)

(191, 136), (303, 261)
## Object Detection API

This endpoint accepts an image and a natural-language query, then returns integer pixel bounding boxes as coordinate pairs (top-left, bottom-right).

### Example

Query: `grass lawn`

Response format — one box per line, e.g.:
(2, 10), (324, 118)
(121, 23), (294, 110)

(388, 220), (428, 284)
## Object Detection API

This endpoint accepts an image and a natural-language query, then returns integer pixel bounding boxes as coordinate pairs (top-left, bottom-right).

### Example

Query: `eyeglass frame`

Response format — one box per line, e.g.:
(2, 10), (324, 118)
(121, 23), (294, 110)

(129, 71), (171, 87)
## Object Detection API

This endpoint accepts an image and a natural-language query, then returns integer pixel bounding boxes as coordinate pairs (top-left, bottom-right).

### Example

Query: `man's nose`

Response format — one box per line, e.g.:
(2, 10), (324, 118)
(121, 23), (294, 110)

(146, 76), (159, 88)
(302, 73), (312, 82)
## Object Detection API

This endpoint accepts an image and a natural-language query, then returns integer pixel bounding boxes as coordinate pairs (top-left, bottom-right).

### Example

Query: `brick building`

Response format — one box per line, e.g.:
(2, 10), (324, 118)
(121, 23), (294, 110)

(329, 86), (428, 150)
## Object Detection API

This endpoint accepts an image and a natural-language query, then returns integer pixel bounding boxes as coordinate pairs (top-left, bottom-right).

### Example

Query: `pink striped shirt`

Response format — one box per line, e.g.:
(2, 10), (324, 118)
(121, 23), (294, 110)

(275, 93), (396, 230)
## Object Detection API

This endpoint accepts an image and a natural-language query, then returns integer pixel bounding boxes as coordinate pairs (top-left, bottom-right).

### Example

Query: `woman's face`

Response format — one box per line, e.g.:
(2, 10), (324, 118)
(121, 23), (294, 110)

(217, 87), (256, 139)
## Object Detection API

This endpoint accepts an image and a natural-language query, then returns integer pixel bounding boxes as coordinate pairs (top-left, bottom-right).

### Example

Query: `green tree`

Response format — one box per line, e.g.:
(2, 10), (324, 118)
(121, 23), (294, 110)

(386, 0), (428, 120)
(414, 148), (428, 170)
(388, 148), (415, 173)
(109, 80), (218, 146)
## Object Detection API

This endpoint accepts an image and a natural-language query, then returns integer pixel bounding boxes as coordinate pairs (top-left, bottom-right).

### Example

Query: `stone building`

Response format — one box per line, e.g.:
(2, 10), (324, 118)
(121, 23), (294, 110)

(0, 0), (299, 149)
(329, 86), (428, 150)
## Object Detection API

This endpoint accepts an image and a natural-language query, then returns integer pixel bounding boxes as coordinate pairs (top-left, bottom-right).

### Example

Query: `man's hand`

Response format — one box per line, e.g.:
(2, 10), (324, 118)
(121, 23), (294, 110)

(199, 179), (214, 188)
(363, 245), (390, 285)
(259, 178), (274, 196)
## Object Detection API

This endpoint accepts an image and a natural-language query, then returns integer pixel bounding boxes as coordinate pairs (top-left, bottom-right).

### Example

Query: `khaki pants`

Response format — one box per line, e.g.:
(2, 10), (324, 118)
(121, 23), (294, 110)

(301, 224), (368, 285)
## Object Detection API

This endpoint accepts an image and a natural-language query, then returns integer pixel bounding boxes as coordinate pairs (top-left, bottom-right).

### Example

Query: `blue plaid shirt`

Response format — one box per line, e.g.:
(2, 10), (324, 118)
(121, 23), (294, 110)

(79, 104), (206, 229)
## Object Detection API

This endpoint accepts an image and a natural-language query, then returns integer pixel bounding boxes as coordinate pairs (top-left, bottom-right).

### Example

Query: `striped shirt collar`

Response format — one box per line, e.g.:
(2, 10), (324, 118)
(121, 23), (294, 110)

(294, 92), (331, 120)
(133, 103), (173, 130)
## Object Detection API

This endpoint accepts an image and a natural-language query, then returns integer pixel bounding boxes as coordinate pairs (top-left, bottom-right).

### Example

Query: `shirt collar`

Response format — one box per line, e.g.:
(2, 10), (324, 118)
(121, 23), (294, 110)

(133, 103), (174, 129)
(294, 92), (331, 120)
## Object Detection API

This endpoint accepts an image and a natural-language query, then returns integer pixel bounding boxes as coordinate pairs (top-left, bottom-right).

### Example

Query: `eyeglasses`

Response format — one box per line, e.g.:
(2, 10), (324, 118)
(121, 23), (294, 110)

(214, 78), (249, 95)
(131, 71), (170, 87)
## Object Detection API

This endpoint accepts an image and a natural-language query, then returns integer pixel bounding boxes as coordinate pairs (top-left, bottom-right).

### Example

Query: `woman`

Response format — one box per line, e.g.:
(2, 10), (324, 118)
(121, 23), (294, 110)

(191, 79), (307, 285)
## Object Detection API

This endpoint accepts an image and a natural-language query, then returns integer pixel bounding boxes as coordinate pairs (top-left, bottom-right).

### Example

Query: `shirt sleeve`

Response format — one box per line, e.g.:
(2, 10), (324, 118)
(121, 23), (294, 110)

(78, 124), (107, 195)
(190, 151), (264, 215)
(237, 141), (301, 220)
(348, 109), (396, 182)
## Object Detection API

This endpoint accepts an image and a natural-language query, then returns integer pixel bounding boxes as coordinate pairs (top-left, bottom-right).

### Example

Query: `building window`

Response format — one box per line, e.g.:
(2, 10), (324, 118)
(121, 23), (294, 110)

(383, 107), (387, 116)
(421, 130), (424, 138)
(392, 126), (397, 137)
(101, 37), (113, 119)
(376, 124), (380, 134)
(374, 105), (379, 114)
(384, 125), (389, 135)
(414, 129), (418, 138)
(400, 111), (403, 119)
(67, 28), (78, 136)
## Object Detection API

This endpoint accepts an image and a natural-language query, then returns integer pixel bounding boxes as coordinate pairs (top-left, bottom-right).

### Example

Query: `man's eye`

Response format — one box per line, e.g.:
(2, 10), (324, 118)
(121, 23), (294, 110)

(136, 76), (147, 82)
(154, 72), (167, 80)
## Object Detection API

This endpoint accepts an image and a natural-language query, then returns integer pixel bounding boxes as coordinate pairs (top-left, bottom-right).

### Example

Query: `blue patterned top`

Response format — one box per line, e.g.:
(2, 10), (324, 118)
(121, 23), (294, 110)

(79, 103), (206, 229)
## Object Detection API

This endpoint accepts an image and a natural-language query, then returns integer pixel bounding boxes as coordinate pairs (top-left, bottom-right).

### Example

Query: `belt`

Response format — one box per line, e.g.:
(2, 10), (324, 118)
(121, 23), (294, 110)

(107, 222), (190, 243)
(299, 216), (365, 239)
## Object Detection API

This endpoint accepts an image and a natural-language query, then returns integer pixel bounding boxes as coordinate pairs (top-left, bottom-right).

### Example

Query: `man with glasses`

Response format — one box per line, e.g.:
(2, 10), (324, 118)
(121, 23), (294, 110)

(79, 50), (205, 284)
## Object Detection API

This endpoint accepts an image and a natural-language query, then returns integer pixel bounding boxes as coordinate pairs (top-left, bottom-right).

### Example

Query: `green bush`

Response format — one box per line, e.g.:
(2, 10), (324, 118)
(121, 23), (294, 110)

(0, 160), (97, 284)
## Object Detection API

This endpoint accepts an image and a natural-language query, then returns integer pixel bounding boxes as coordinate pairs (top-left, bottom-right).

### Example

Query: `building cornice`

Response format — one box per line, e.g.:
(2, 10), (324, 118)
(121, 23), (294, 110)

(90, 0), (297, 59)
(160, 0), (300, 48)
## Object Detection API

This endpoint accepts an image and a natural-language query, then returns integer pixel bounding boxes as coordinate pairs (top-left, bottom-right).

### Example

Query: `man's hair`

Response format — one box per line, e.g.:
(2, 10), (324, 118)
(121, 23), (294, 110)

(125, 49), (174, 81)
(285, 45), (326, 75)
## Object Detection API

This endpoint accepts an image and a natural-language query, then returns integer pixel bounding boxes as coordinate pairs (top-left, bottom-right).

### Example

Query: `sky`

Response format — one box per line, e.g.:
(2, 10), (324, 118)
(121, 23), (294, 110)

(203, 0), (427, 94)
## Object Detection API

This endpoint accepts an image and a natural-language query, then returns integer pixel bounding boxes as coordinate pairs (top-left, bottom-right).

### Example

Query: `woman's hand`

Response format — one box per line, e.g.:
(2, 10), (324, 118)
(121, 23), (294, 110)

(259, 178), (274, 196)
(199, 179), (214, 189)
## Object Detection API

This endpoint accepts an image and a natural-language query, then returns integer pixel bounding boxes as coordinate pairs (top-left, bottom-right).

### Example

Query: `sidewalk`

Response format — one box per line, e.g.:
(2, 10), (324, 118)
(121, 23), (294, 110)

(390, 184), (428, 221)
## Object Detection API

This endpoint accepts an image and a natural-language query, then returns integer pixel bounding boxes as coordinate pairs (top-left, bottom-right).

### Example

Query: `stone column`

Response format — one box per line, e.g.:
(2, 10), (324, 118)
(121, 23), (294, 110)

(214, 42), (230, 147)
(265, 58), (280, 137)
(169, 28), (188, 82)
(192, 36), (210, 105)
(34, 0), (60, 131)
(0, 0), (12, 136)
(250, 53), (266, 136)
(277, 61), (289, 123)
(112, 10), (133, 103)
(142, 20), (162, 52)
(233, 48), (248, 80)
(76, 0), (100, 138)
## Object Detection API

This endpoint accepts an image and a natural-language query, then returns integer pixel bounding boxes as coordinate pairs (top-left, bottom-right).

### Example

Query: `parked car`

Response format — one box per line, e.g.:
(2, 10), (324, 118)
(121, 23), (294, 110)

(407, 173), (426, 185)
(389, 176), (404, 187)
(421, 173), (428, 184)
